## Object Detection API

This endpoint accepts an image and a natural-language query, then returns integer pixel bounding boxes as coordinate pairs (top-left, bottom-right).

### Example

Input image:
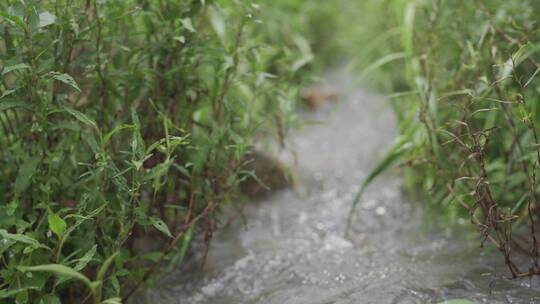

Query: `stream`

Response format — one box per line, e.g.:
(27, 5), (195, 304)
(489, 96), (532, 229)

(141, 72), (540, 304)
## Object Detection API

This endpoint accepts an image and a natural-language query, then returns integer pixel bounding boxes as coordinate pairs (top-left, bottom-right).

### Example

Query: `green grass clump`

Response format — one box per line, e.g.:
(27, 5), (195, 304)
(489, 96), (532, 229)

(0, 0), (323, 302)
(352, 0), (540, 276)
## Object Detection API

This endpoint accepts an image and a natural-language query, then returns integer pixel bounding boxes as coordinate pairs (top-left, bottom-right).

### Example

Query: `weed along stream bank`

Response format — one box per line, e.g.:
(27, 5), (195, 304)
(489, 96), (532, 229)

(2, 1), (540, 303)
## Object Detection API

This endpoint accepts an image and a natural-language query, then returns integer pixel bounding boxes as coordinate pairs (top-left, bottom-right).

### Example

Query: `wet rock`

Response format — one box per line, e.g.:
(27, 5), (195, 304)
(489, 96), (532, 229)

(239, 149), (294, 198)
(300, 86), (338, 110)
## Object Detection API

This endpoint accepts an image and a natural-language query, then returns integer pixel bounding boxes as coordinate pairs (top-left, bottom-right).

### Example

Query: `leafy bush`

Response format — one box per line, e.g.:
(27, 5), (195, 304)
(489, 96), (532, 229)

(354, 0), (540, 277)
(0, 0), (316, 302)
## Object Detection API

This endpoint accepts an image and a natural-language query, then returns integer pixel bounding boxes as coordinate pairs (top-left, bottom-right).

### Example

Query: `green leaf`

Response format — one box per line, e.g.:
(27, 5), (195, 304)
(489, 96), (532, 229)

(38, 11), (56, 28)
(173, 36), (185, 44)
(15, 156), (40, 194)
(75, 244), (97, 271)
(346, 136), (413, 232)
(97, 252), (118, 282)
(101, 297), (122, 304)
(144, 160), (172, 182)
(0, 89), (16, 99)
(47, 212), (67, 238)
(150, 217), (172, 238)
(0, 100), (29, 112)
(0, 287), (39, 299)
(2, 63), (30, 75)
(181, 18), (196, 33)
(0, 11), (25, 30)
(28, 7), (39, 33)
(208, 6), (226, 40)
(56, 244), (97, 286)
(358, 52), (407, 80)
(524, 66), (540, 88)
(102, 124), (134, 146)
(18, 264), (96, 293)
(62, 106), (97, 129)
(192, 105), (211, 124)
(48, 72), (81, 92)
(41, 295), (61, 304)
(291, 54), (314, 72)
(0, 229), (49, 250)
(167, 224), (194, 270)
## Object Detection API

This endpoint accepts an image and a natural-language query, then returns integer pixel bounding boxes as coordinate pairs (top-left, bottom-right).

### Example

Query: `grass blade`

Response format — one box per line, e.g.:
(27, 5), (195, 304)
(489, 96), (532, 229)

(346, 137), (412, 234)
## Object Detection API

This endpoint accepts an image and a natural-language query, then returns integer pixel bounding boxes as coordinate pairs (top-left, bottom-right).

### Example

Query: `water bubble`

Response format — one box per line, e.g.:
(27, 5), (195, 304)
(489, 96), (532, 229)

(375, 206), (386, 215)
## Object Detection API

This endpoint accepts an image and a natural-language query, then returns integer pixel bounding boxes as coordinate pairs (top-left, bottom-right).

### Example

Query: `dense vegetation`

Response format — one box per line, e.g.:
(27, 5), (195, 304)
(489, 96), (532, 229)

(0, 0), (340, 302)
(353, 0), (540, 277)
(3, 0), (539, 302)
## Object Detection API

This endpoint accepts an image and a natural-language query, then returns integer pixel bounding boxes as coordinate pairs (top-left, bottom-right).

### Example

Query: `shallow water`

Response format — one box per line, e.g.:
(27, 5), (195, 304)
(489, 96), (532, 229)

(141, 72), (540, 304)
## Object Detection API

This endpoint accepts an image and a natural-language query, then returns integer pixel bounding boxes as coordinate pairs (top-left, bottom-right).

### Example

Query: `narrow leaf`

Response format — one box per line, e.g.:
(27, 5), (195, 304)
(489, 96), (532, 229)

(181, 18), (196, 33)
(62, 106), (97, 129)
(102, 298), (122, 304)
(150, 217), (173, 238)
(0, 287), (39, 299)
(2, 63), (30, 75)
(0, 229), (49, 250)
(97, 252), (119, 282)
(49, 72), (81, 92)
(75, 244), (97, 271)
(346, 137), (412, 233)
(208, 7), (226, 40)
(15, 156), (40, 194)
(18, 264), (95, 293)
(0, 100), (30, 112)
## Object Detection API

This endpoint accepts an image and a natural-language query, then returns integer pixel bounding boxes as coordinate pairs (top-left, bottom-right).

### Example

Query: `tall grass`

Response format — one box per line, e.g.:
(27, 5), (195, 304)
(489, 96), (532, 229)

(0, 1), (323, 302)
(353, 0), (540, 277)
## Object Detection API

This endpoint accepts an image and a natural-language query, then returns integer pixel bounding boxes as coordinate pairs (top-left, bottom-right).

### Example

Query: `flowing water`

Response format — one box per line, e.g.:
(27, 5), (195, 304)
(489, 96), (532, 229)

(141, 73), (540, 304)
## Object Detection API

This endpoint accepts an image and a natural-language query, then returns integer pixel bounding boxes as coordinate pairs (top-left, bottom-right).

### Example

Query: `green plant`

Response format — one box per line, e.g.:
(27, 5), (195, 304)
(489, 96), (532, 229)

(352, 0), (540, 277)
(0, 0), (312, 302)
